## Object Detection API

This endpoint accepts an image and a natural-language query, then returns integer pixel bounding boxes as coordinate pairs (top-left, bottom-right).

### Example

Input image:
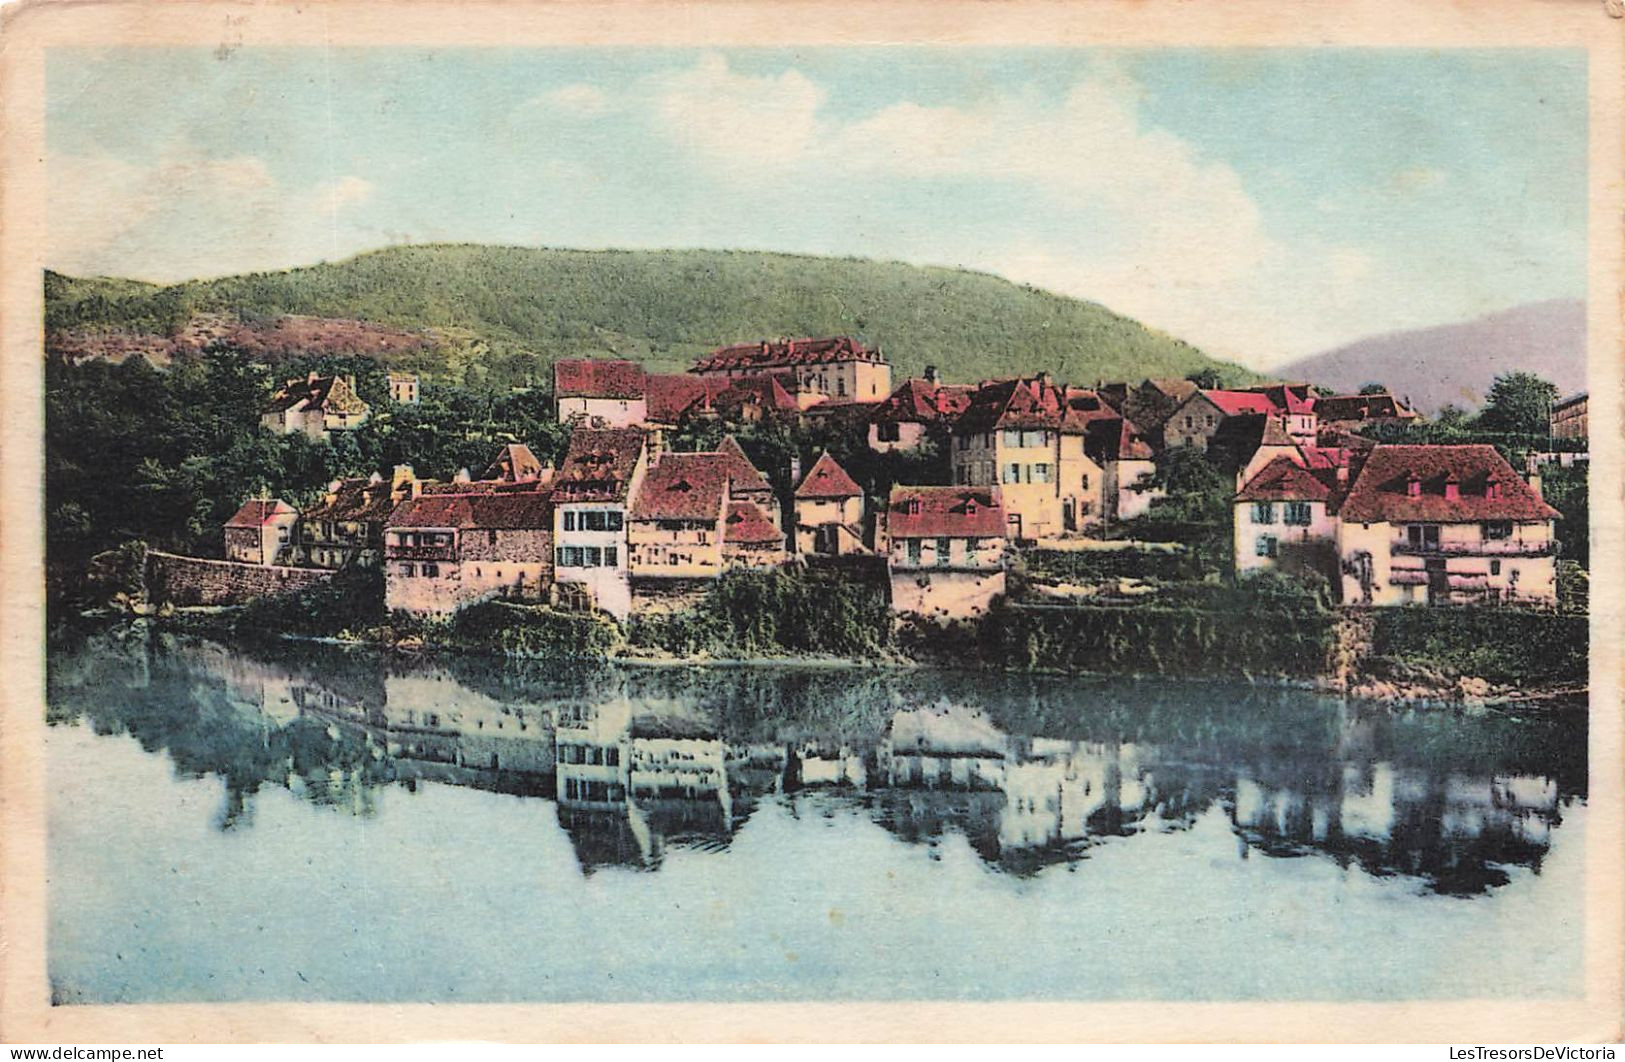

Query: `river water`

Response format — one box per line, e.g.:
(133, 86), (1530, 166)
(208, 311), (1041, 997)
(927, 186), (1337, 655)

(45, 630), (1588, 1004)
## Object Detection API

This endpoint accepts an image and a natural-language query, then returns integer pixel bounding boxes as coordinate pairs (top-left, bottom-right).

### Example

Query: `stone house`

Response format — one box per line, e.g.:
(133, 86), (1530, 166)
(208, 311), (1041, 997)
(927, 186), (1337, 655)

(387, 372), (420, 406)
(950, 376), (1104, 540)
(260, 373), (371, 440)
(714, 435), (779, 526)
(1165, 386), (1316, 452)
(553, 359), (648, 427)
(793, 452), (867, 556)
(223, 499), (300, 565)
(883, 485), (1008, 620)
(1082, 415), (1162, 524)
(383, 478), (555, 616)
(550, 426), (648, 619)
(301, 465), (422, 570)
(1335, 445), (1559, 607)
(689, 336), (892, 408)
(1313, 392), (1418, 430)
(627, 452), (732, 581)
(1550, 392), (1588, 441)
(723, 502), (788, 568)
(867, 369), (972, 452)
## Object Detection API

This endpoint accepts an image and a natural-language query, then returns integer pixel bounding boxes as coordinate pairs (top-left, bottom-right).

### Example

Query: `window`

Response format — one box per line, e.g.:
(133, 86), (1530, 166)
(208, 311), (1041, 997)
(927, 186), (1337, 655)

(936, 537), (952, 566)
(605, 747), (620, 767)
(606, 512), (623, 532)
(1483, 521), (1513, 540)
(1022, 430), (1048, 448)
(487, 529), (497, 545)
(1205, 415), (1215, 428)
(422, 563), (439, 577)
(584, 546), (602, 567)
(1407, 524), (1441, 549)
(1033, 463), (1051, 484)
(877, 422), (900, 443)
(837, 378), (847, 397)
(955, 435), (968, 451)
(400, 563), (416, 576)
(906, 539), (923, 565)
(605, 546), (618, 567)
(1004, 463), (1021, 484)
(1491, 560), (1502, 576)
(1252, 502), (1276, 524)
(1184, 416), (1193, 429)
(1284, 502), (1312, 526)
(583, 511), (606, 532)
(558, 546), (583, 567)
(1256, 535), (1278, 558)
(1003, 429), (1023, 448)
(563, 511), (577, 532)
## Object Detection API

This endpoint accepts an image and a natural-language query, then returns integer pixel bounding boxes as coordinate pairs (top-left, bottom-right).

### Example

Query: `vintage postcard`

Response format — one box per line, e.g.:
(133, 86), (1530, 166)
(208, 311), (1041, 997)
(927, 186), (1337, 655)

(1, 0), (1622, 1045)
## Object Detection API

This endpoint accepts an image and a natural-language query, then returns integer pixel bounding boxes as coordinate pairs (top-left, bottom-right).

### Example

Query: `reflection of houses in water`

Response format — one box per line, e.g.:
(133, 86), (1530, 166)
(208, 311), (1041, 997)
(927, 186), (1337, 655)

(1231, 760), (1567, 894)
(871, 703), (1174, 872)
(554, 702), (735, 872)
(788, 740), (867, 789)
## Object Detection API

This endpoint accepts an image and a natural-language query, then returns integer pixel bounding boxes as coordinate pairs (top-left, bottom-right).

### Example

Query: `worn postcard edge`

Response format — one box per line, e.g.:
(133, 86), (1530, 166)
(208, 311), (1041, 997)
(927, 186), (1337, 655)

(0, 0), (1621, 1044)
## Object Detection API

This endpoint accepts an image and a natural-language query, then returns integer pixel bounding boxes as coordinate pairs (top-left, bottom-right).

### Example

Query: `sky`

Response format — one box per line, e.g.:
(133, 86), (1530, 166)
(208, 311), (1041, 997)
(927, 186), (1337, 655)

(45, 47), (1587, 369)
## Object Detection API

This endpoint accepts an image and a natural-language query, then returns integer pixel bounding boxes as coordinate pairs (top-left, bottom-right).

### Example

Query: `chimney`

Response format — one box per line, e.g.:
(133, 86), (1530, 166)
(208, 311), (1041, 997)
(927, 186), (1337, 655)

(790, 455), (803, 486)
(1486, 476), (1501, 500)
(1038, 371), (1054, 391)
(1406, 472), (1421, 498)
(924, 365), (939, 385)
(1444, 473), (1460, 501)
(1527, 470), (1543, 500)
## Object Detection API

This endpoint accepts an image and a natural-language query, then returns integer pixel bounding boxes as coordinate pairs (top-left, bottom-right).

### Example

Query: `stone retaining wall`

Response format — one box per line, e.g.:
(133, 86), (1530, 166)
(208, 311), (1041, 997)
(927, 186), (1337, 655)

(146, 550), (336, 606)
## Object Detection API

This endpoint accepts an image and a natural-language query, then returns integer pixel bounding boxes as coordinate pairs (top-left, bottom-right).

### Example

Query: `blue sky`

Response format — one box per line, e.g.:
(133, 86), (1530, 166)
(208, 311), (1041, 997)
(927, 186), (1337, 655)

(46, 47), (1586, 368)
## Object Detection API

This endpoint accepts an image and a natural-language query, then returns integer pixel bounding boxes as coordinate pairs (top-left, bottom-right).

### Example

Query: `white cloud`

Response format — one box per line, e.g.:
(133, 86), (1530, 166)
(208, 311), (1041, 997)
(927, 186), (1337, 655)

(49, 140), (376, 282)
(646, 53), (828, 170)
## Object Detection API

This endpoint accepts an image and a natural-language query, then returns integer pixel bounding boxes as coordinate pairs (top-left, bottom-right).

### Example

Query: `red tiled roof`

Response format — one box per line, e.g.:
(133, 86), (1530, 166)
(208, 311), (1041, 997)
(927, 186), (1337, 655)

(631, 453), (730, 521)
(1236, 456), (1333, 503)
(303, 479), (395, 523)
(385, 487), (552, 530)
(691, 336), (882, 374)
(644, 373), (728, 424)
(725, 501), (783, 544)
(225, 499), (296, 528)
(795, 452), (863, 499)
(483, 443), (544, 483)
(1144, 378), (1199, 402)
(553, 359), (647, 400)
(886, 486), (1007, 539)
(870, 378), (974, 424)
(716, 435), (774, 495)
(710, 373), (801, 416)
(1338, 445), (1558, 523)
(552, 427), (646, 503)
(1314, 393), (1417, 422)
(955, 376), (1068, 434)
(1083, 415), (1155, 462)
(1198, 389), (1280, 417)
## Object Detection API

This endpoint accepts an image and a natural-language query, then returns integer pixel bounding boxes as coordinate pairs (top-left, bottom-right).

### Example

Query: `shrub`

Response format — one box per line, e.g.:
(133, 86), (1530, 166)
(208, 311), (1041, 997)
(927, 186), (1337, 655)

(1370, 607), (1587, 687)
(449, 600), (620, 659)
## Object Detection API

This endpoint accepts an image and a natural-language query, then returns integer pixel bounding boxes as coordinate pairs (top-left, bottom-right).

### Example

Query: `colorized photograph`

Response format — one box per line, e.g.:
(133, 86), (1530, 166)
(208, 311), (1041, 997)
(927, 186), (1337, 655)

(33, 37), (1598, 1017)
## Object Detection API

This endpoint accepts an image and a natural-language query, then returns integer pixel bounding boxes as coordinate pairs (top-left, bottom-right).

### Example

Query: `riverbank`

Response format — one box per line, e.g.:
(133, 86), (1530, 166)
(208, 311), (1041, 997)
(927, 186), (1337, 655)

(75, 594), (1588, 712)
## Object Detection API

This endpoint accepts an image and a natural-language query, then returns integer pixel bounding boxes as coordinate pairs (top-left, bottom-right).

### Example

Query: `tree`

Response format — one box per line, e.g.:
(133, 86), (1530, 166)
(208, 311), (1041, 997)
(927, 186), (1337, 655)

(1185, 368), (1224, 390)
(1478, 372), (1558, 438)
(1358, 382), (1387, 395)
(1120, 446), (1235, 574)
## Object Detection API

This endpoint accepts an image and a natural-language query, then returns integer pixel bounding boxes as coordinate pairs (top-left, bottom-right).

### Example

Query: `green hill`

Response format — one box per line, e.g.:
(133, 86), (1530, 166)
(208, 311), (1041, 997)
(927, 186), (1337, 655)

(45, 244), (1251, 390)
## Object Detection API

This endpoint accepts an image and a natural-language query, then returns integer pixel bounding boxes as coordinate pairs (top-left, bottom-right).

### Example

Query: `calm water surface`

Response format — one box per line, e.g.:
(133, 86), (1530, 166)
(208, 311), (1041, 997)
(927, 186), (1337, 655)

(46, 630), (1588, 1004)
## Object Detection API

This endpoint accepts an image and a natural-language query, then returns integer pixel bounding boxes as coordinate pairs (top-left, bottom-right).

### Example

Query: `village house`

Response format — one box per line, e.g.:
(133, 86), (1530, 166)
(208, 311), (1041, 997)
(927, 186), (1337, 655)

(1233, 455), (1344, 583)
(260, 373), (371, 440)
(689, 336), (892, 408)
(867, 368), (972, 452)
(301, 464), (423, 570)
(714, 435), (780, 525)
(550, 426), (648, 619)
(793, 451), (867, 556)
(1313, 392), (1418, 430)
(382, 472), (555, 616)
(1336, 445), (1559, 607)
(950, 376), (1105, 540)
(723, 502), (788, 568)
(483, 442), (546, 484)
(1550, 392), (1588, 441)
(387, 372), (420, 406)
(1165, 385), (1316, 452)
(627, 451), (732, 582)
(883, 485), (1008, 620)
(1081, 414), (1163, 523)
(223, 498), (300, 565)
(553, 359), (648, 427)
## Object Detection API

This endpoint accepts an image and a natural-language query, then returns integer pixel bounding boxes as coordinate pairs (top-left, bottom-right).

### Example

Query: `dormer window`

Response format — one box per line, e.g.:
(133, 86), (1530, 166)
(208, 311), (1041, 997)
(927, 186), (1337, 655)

(1405, 473), (1421, 498)
(905, 498), (922, 516)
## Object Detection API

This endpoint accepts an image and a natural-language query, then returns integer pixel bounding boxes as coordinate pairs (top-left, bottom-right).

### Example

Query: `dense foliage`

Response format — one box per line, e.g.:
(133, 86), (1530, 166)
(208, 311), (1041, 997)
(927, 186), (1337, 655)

(44, 349), (567, 602)
(627, 568), (895, 659)
(45, 245), (1252, 392)
(448, 601), (621, 659)
(1369, 607), (1588, 688)
(1022, 545), (1200, 585)
(1114, 446), (1235, 575)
